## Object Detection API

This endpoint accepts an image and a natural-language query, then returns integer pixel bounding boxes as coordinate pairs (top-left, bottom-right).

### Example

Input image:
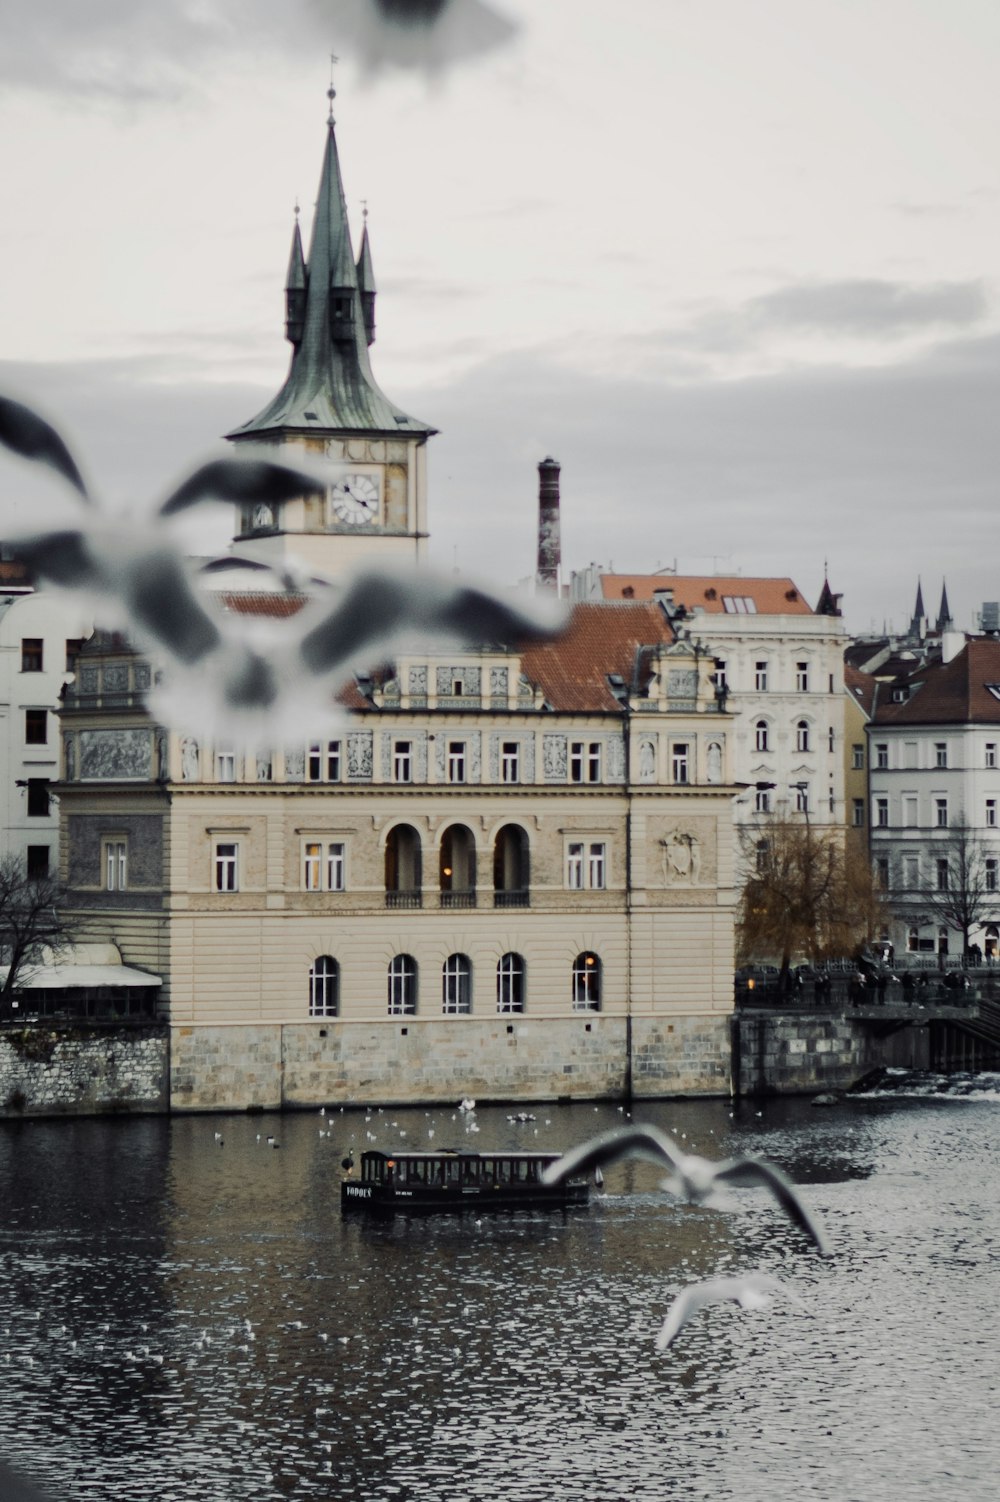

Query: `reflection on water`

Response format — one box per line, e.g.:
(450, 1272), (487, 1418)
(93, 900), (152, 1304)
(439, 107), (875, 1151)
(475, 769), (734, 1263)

(1, 1089), (999, 1501)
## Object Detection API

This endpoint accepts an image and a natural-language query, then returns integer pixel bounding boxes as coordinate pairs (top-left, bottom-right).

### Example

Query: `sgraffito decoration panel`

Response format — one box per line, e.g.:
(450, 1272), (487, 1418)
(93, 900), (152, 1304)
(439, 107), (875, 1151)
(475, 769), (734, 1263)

(79, 729), (151, 781)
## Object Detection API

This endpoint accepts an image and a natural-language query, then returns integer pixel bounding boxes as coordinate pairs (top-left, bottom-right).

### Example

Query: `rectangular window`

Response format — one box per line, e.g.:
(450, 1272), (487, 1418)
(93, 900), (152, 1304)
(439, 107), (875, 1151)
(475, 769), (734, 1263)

(393, 741), (413, 783)
(935, 798), (948, 828)
(852, 798), (865, 827)
(304, 842), (322, 891)
(447, 742), (466, 783)
(216, 748), (236, 782)
(307, 741), (341, 782)
(215, 843), (238, 892)
(852, 744), (864, 770)
(570, 741), (602, 784)
(26, 779), (50, 817)
(714, 660), (727, 692)
(987, 858), (998, 893)
(903, 854), (919, 888)
(828, 726), (835, 753)
(903, 795), (918, 828)
(988, 800), (998, 828)
(755, 660), (768, 692)
(671, 742), (690, 784)
(935, 742), (948, 769)
(25, 709), (47, 744)
(105, 840), (127, 892)
(876, 857), (890, 890)
(755, 788), (771, 814)
(875, 796), (889, 828)
(327, 843), (345, 892)
(65, 638), (83, 672)
(936, 858), (950, 891)
(21, 639), (43, 672)
(566, 841), (606, 890)
(794, 784), (809, 813)
(875, 743), (888, 770)
(501, 742), (520, 783)
(796, 661), (809, 692)
(987, 743), (998, 769)
(26, 845), (49, 880)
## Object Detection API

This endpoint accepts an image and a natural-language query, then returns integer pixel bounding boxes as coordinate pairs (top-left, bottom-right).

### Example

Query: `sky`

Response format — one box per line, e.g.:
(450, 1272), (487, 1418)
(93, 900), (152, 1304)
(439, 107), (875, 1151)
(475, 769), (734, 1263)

(1, 0), (998, 636)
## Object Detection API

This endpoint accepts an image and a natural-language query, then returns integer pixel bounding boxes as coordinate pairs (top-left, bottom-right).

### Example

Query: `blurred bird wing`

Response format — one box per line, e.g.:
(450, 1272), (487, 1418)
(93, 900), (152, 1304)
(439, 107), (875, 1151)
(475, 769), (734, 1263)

(654, 1278), (749, 1352)
(157, 455), (326, 518)
(0, 393), (89, 500)
(541, 1124), (686, 1185)
(713, 1158), (831, 1256)
(295, 567), (566, 683)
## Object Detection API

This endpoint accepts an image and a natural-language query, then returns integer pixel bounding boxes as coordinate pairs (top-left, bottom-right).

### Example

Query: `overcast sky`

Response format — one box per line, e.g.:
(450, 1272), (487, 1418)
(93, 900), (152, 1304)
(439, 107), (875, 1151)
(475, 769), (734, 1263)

(1, 0), (998, 635)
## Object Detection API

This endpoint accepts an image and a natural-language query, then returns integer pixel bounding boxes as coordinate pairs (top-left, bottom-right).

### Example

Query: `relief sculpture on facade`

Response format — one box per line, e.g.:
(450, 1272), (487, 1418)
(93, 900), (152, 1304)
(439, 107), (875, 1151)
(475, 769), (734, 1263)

(661, 830), (701, 884)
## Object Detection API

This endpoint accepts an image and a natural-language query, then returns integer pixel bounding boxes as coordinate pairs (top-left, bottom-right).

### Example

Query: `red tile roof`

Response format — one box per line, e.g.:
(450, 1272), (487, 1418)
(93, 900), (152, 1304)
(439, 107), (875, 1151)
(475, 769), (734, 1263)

(520, 601), (673, 712)
(598, 574), (814, 615)
(218, 591), (309, 619)
(873, 639), (1000, 725)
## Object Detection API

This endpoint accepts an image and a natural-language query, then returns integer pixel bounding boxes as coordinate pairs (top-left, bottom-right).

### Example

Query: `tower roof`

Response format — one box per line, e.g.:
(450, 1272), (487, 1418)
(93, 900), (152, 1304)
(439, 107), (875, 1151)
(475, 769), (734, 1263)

(229, 108), (434, 441)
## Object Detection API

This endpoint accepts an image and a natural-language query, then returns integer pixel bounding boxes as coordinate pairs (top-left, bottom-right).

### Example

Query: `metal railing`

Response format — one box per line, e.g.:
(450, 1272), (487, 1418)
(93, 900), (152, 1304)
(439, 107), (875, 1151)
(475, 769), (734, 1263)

(440, 890), (476, 909)
(385, 890), (422, 909)
(493, 889), (530, 908)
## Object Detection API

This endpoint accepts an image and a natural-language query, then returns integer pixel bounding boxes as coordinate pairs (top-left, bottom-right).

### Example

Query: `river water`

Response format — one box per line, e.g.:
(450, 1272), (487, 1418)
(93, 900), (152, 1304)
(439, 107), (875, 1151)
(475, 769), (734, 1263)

(1, 1077), (998, 1502)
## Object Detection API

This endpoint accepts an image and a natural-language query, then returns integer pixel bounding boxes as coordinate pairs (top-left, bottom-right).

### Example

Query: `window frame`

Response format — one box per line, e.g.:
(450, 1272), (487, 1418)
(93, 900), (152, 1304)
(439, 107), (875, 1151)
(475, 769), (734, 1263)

(309, 955), (339, 1018)
(447, 740), (467, 784)
(795, 661), (809, 693)
(671, 742), (690, 784)
(501, 741), (520, 784)
(442, 953), (472, 1015)
(572, 952), (602, 1012)
(754, 660), (769, 692)
(307, 740), (342, 783)
(569, 740), (602, 784)
(875, 743), (889, 770)
(987, 743), (998, 769)
(565, 839), (607, 890)
(875, 796), (889, 828)
(388, 953), (418, 1016)
(795, 720), (810, 753)
(754, 720), (769, 753)
(24, 709), (47, 745)
(852, 744), (865, 770)
(934, 797), (949, 828)
(104, 838), (128, 892)
(21, 639), (43, 672)
(214, 841), (239, 892)
(393, 740), (413, 783)
(496, 952), (525, 1014)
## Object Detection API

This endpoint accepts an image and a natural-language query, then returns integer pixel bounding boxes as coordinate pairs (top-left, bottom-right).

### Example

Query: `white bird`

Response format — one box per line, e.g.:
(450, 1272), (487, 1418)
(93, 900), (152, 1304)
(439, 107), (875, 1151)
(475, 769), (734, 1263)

(458, 1098), (476, 1113)
(541, 1123), (831, 1255)
(0, 395), (564, 742)
(655, 1272), (809, 1352)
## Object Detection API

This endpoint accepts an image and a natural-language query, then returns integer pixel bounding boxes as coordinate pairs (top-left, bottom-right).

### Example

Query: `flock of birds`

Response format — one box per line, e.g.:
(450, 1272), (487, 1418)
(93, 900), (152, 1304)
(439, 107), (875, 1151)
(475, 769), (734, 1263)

(0, 394), (563, 742)
(245, 1099), (831, 1356)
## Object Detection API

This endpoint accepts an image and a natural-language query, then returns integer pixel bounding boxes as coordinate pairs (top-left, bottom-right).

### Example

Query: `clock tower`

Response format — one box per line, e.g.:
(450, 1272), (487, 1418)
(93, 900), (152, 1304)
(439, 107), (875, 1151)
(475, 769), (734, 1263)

(226, 83), (436, 576)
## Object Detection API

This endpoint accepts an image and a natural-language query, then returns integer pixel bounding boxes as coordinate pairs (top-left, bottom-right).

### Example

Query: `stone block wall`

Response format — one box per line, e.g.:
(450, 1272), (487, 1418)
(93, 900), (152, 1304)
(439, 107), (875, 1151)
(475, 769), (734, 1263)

(734, 1012), (876, 1096)
(0, 1024), (169, 1118)
(630, 1015), (733, 1097)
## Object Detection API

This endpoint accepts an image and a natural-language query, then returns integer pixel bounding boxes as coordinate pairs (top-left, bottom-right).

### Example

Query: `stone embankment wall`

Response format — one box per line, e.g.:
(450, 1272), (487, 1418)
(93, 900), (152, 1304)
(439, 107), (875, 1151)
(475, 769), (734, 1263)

(169, 1015), (734, 1111)
(733, 1010), (932, 1096)
(0, 1024), (169, 1118)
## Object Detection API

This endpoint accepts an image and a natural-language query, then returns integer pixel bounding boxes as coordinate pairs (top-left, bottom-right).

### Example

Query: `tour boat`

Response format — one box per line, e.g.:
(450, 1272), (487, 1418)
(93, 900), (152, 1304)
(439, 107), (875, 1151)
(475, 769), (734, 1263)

(341, 1148), (589, 1214)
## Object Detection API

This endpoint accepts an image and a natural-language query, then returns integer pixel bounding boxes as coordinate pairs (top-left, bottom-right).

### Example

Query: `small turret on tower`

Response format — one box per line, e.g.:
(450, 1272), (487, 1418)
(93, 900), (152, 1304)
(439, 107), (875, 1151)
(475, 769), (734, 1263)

(356, 215), (376, 347)
(284, 209), (307, 346)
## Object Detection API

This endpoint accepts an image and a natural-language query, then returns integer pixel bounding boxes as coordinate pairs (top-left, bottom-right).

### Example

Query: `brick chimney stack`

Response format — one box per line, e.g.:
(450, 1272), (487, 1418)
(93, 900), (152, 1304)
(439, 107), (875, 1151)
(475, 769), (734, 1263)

(536, 456), (561, 593)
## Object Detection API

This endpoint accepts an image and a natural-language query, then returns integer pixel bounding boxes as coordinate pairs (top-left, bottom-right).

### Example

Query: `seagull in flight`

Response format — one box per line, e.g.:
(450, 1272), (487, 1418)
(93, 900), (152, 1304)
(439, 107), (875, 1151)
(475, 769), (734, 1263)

(542, 1123), (831, 1255)
(655, 1272), (810, 1352)
(0, 394), (564, 741)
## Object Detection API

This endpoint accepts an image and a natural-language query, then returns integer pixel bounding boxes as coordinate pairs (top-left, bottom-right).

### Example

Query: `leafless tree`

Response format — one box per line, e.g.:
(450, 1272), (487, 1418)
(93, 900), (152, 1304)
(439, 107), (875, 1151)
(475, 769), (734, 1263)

(737, 818), (886, 986)
(0, 855), (74, 1013)
(920, 820), (1000, 958)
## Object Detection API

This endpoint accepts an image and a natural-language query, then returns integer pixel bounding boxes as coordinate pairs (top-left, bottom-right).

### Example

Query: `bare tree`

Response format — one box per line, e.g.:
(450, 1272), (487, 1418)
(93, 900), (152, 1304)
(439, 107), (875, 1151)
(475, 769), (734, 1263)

(0, 855), (74, 1013)
(737, 818), (886, 985)
(920, 821), (1000, 958)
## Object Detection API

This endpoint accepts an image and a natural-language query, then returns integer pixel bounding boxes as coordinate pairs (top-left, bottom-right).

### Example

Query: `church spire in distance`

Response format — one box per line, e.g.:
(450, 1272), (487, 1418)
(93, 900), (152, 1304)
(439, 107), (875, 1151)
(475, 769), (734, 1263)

(228, 74), (433, 441)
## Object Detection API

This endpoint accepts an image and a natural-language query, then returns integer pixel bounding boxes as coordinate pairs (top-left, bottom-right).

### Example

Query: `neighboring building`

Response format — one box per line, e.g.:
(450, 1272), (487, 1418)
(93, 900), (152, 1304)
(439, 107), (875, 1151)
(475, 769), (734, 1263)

(571, 567), (848, 833)
(868, 638), (1000, 959)
(844, 662), (876, 846)
(55, 100), (741, 1109)
(0, 589), (90, 878)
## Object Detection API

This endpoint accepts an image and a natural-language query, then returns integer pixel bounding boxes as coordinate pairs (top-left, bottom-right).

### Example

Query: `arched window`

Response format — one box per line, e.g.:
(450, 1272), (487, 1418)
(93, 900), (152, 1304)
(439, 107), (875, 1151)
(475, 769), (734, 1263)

(493, 825), (529, 907)
(497, 952), (525, 1013)
(755, 720), (769, 753)
(309, 955), (339, 1017)
(388, 954), (417, 1015)
(572, 952), (601, 1011)
(796, 720), (810, 752)
(442, 953), (472, 1014)
(440, 825), (476, 908)
(385, 825), (422, 908)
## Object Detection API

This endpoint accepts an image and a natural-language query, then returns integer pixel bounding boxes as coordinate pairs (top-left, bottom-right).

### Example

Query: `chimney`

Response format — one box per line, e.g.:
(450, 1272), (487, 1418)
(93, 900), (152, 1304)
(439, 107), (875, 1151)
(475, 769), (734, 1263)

(536, 456), (561, 593)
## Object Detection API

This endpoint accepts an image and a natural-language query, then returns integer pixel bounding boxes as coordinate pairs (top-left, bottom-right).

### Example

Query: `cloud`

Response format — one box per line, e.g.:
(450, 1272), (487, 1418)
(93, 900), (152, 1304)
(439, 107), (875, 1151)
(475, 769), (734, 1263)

(744, 278), (989, 338)
(0, 0), (517, 98)
(1, 325), (998, 636)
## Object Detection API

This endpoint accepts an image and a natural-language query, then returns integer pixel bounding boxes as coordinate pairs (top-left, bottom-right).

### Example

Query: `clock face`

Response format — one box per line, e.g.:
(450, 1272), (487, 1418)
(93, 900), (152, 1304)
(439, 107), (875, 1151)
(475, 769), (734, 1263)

(330, 471), (381, 526)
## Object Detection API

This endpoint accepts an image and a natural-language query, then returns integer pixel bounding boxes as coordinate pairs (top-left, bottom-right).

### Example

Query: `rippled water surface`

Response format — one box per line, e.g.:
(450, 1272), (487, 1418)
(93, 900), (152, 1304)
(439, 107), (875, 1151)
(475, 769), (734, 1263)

(2, 1081), (999, 1501)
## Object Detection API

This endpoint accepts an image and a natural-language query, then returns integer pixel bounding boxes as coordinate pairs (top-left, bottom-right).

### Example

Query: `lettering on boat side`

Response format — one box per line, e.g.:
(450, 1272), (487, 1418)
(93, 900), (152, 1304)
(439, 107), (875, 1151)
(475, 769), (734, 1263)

(344, 1185), (372, 1199)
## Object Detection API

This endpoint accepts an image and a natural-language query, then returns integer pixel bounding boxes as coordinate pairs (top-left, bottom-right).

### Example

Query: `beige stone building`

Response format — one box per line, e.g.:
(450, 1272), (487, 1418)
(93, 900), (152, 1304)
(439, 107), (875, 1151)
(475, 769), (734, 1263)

(55, 101), (740, 1110)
